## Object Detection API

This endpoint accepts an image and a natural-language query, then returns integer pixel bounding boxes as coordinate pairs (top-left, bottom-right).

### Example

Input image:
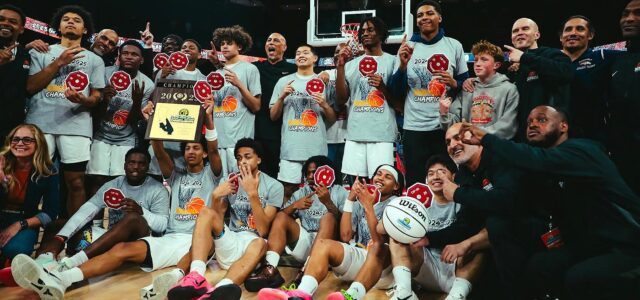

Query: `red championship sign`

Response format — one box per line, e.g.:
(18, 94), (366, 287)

(313, 165), (335, 187)
(406, 183), (434, 207)
(110, 71), (132, 92)
(306, 78), (325, 95)
(364, 184), (382, 204)
(427, 54), (449, 73)
(428, 80), (446, 97)
(359, 56), (378, 76)
(153, 53), (169, 69)
(206, 72), (225, 91)
(169, 51), (189, 70)
(64, 70), (89, 91)
(193, 81), (212, 103)
(103, 188), (125, 209)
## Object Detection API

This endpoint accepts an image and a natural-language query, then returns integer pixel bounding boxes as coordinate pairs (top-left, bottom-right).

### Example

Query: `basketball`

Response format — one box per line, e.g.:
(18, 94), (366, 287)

(301, 109), (318, 126)
(382, 196), (429, 244)
(367, 90), (385, 107)
(222, 95), (238, 112)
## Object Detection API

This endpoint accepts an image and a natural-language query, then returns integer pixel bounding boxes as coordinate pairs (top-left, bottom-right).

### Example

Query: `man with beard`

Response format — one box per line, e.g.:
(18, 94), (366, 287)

(86, 40), (154, 197)
(460, 106), (640, 298)
(609, 0), (640, 196)
(560, 15), (619, 142)
(388, 0), (469, 186)
(25, 5), (105, 217)
(336, 17), (399, 182)
(90, 29), (119, 66)
(253, 33), (296, 178)
(0, 4), (30, 141)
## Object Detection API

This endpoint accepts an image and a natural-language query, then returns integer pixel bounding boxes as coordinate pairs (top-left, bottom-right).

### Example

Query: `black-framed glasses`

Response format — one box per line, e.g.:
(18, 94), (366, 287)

(11, 136), (36, 145)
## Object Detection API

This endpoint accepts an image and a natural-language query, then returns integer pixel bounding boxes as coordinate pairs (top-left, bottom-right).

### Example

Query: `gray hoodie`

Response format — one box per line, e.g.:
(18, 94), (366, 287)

(440, 73), (519, 139)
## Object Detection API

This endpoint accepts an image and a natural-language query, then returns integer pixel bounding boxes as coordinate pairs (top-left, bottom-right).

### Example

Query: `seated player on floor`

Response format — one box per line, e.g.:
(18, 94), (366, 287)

(244, 155), (347, 291)
(258, 164), (404, 300)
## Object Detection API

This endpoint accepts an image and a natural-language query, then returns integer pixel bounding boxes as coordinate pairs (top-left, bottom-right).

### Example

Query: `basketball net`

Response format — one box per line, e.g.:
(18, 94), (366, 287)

(340, 23), (363, 56)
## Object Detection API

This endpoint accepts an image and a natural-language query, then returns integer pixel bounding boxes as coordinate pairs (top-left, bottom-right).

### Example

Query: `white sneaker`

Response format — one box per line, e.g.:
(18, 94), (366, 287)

(140, 269), (183, 300)
(58, 257), (74, 272)
(390, 291), (419, 300)
(445, 294), (466, 300)
(11, 254), (67, 300)
(35, 253), (62, 272)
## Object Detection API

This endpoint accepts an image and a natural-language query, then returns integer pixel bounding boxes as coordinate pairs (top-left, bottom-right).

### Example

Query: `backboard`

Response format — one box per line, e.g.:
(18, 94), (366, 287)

(307, 0), (413, 47)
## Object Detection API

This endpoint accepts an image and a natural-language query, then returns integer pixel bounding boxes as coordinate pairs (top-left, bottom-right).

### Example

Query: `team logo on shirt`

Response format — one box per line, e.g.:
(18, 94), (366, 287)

(353, 76), (386, 113)
(231, 194), (267, 231)
(470, 93), (495, 125)
(112, 109), (129, 127)
(213, 85), (239, 117)
(634, 62), (640, 73)
(526, 70), (539, 82)
(576, 58), (595, 71)
(287, 92), (318, 132)
(175, 197), (205, 221)
(409, 60), (440, 103)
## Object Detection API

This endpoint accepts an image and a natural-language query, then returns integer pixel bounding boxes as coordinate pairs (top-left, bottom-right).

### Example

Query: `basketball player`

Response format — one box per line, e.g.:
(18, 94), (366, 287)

(258, 164), (404, 300)
(244, 155), (347, 291)
(336, 17), (399, 181)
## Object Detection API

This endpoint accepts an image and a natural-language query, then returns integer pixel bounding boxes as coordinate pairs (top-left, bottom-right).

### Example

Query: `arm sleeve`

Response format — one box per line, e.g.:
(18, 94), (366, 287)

(267, 181), (285, 209)
(453, 166), (523, 215)
(519, 50), (573, 83)
(481, 85), (519, 139)
(38, 173), (61, 227)
(57, 202), (102, 238)
(247, 64), (262, 96)
(481, 134), (603, 178)
(142, 188), (170, 233)
(269, 77), (284, 108)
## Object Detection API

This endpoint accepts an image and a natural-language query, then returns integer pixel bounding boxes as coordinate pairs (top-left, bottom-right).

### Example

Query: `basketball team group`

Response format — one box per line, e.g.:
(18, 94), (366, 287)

(0, 0), (639, 299)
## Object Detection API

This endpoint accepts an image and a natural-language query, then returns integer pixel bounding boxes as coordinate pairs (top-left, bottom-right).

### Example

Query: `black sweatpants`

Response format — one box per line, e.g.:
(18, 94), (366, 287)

(487, 216), (640, 299)
(402, 129), (446, 187)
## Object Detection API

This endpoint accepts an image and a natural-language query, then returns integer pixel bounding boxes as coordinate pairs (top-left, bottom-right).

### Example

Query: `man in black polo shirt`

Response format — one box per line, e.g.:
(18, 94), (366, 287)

(460, 106), (640, 299)
(253, 32), (296, 178)
(0, 4), (30, 141)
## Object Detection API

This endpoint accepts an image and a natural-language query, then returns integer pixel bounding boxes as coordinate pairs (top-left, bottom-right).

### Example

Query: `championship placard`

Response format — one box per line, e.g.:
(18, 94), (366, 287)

(145, 79), (205, 142)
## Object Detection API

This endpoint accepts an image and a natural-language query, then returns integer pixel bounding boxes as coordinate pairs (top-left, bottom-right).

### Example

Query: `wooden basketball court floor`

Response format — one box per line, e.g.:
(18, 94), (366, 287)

(2, 262), (445, 299)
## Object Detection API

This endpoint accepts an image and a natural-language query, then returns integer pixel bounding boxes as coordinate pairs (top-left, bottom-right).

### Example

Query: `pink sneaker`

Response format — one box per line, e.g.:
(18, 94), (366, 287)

(257, 288), (312, 300)
(0, 267), (17, 286)
(167, 271), (212, 300)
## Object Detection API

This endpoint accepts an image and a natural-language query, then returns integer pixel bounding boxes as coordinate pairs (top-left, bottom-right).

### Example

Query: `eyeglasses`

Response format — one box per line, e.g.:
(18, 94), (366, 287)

(11, 136), (36, 145)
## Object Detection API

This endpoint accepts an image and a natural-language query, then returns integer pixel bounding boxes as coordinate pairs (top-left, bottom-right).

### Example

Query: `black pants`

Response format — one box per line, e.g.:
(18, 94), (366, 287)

(487, 216), (640, 299)
(256, 137), (281, 179)
(402, 129), (446, 186)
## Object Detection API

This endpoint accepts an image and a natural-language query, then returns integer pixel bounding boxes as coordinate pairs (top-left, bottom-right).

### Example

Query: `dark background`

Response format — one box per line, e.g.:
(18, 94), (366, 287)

(5, 0), (631, 58)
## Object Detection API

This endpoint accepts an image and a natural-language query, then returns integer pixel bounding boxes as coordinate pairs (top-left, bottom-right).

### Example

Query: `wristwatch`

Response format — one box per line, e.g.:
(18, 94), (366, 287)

(19, 219), (28, 230)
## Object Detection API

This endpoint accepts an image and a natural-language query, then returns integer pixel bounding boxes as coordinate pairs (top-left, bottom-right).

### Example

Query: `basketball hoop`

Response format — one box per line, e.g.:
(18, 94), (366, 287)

(340, 23), (363, 55)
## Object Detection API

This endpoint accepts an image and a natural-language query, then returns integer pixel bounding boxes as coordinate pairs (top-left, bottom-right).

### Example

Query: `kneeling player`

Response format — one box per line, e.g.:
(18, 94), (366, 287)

(12, 98), (222, 300)
(12, 147), (168, 276)
(389, 155), (486, 300)
(258, 164), (404, 300)
(162, 138), (284, 300)
(244, 155), (347, 291)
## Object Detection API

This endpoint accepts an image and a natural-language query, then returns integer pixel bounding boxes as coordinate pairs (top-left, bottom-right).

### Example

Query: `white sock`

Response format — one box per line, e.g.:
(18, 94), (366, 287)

(171, 268), (185, 278)
(67, 251), (89, 268)
(265, 251), (280, 267)
(60, 267), (84, 287)
(214, 278), (234, 288)
(190, 260), (207, 277)
(346, 281), (366, 299)
(392, 266), (413, 299)
(298, 275), (318, 295)
(447, 277), (472, 299)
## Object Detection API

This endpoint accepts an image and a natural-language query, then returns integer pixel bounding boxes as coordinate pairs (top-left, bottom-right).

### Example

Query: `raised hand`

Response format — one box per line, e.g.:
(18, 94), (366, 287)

(504, 45), (524, 63)
(55, 46), (85, 68)
(398, 34), (414, 70)
(458, 122), (486, 145)
(131, 80), (145, 104)
(367, 73), (385, 90)
(25, 39), (50, 53)
(439, 94), (452, 115)
(139, 22), (154, 48)
(0, 43), (17, 66)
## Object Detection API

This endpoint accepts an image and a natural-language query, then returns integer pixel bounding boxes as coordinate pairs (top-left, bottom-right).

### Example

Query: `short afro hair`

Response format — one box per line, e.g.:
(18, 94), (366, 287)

(119, 39), (144, 54)
(50, 5), (94, 37)
(212, 25), (253, 54)
(301, 155), (343, 186)
(358, 16), (390, 45)
(125, 147), (151, 164)
(162, 34), (184, 46)
(234, 138), (263, 159)
(0, 4), (26, 26)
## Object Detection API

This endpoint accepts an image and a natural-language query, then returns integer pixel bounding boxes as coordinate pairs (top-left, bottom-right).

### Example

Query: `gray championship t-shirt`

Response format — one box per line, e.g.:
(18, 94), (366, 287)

(352, 195), (396, 246)
(425, 200), (460, 232)
(166, 166), (220, 234)
(26, 44), (106, 137)
(401, 38), (467, 131)
(285, 184), (348, 232)
(345, 53), (398, 142)
(223, 171), (283, 235)
(94, 66), (154, 146)
(211, 61), (261, 149)
(270, 73), (329, 161)
(325, 69), (348, 144)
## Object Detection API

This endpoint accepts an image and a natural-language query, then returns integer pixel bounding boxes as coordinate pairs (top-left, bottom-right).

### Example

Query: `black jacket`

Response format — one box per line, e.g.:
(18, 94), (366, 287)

(510, 47), (572, 140)
(482, 134), (640, 254)
(0, 44), (30, 139)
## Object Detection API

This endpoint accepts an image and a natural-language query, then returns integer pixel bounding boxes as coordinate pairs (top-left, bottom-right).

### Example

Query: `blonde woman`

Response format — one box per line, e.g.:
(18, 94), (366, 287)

(0, 124), (59, 263)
